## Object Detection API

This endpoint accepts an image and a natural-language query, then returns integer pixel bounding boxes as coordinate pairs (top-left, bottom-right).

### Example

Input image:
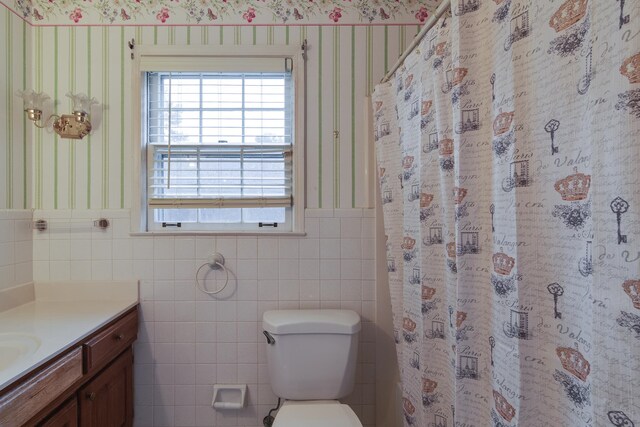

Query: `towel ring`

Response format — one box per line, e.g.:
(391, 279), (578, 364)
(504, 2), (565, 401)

(195, 253), (229, 295)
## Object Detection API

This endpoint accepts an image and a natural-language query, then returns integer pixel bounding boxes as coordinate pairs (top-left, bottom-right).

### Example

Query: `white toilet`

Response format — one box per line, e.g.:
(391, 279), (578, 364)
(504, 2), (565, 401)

(262, 309), (363, 427)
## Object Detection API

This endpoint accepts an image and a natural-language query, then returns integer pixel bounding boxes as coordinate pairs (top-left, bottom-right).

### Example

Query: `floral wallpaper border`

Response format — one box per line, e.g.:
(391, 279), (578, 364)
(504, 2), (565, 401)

(7, 0), (440, 25)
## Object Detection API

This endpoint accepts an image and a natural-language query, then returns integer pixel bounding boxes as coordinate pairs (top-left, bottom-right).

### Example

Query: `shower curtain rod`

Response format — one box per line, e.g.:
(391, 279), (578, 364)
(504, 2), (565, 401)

(381, 0), (452, 83)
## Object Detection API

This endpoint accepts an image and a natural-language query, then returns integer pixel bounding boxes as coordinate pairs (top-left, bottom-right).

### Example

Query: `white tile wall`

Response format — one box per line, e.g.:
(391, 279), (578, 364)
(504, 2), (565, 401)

(32, 208), (376, 427)
(0, 210), (33, 292)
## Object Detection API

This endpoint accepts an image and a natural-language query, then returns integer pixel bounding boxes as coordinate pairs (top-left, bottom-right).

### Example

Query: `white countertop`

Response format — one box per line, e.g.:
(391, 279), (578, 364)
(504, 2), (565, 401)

(0, 281), (139, 391)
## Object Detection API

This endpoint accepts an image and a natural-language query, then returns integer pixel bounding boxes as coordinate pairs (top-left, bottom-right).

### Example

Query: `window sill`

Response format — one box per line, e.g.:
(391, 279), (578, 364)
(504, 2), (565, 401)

(129, 231), (307, 237)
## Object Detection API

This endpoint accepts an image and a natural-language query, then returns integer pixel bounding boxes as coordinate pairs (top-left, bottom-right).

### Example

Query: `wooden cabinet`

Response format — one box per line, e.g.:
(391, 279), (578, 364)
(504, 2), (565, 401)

(79, 349), (133, 427)
(0, 306), (138, 427)
(0, 348), (82, 427)
(83, 311), (137, 375)
(40, 399), (78, 427)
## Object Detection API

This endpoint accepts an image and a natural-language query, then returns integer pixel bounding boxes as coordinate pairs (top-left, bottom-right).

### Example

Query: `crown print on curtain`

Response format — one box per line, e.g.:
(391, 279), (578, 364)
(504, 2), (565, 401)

(373, 0), (639, 426)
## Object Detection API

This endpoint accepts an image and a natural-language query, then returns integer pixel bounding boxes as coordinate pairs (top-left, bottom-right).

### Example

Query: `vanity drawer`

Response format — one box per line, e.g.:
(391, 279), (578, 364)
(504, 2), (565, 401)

(83, 310), (138, 373)
(0, 347), (83, 427)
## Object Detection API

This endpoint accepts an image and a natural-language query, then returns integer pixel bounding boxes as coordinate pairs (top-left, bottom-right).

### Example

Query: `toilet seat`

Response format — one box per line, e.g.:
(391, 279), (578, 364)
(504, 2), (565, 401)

(273, 400), (362, 427)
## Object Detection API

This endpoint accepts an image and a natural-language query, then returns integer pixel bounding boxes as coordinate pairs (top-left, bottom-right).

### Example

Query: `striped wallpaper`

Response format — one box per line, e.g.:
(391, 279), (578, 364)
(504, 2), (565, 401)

(2, 16), (418, 210)
(0, 6), (30, 209)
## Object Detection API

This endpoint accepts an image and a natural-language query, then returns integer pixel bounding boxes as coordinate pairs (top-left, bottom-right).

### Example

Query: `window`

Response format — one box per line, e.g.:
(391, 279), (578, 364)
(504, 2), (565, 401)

(132, 46), (305, 233)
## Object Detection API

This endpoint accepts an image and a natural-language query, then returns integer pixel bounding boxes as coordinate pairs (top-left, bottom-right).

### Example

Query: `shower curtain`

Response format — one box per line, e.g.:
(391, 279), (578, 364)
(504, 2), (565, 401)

(373, 0), (639, 426)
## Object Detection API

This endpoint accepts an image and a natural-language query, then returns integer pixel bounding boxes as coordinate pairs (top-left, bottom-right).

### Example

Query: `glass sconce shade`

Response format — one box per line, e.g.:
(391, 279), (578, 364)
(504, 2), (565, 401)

(15, 89), (50, 110)
(66, 92), (98, 114)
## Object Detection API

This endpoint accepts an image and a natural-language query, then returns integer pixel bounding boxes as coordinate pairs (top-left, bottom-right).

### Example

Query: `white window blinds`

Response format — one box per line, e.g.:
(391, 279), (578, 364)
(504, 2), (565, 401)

(145, 69), (294, 212)
(148, 144), (292, 208)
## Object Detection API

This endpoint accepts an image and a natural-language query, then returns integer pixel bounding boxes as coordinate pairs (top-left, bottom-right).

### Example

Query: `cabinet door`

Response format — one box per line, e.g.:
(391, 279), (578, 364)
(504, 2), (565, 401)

(40, 398), (78, 427)
(79, 348), (133, 427)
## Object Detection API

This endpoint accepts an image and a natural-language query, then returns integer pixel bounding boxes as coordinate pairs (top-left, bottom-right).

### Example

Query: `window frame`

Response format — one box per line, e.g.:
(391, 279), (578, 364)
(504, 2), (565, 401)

(130, 45), (305, 235)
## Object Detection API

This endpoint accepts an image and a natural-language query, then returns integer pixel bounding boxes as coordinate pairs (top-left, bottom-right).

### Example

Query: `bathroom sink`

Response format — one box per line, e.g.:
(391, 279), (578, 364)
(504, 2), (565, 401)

(0, 333), (41, 370)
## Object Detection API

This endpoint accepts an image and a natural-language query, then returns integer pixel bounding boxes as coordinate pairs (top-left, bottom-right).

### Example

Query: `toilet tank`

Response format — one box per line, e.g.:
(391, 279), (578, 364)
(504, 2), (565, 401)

(263, 309), (361, 400)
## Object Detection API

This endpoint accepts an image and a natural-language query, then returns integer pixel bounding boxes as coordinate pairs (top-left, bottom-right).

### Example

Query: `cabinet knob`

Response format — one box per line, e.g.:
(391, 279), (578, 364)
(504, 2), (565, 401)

(86, 392), (96, 401)
(114, 333), (124, 341)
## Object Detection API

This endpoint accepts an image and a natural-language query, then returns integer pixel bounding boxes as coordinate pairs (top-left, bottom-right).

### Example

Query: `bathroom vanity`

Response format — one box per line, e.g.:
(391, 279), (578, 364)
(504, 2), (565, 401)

(0, 281), (139, 427)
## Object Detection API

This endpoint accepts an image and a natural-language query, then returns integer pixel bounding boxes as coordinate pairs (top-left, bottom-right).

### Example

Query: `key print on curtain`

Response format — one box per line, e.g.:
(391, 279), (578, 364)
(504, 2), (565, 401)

(373, 0), (639, 426)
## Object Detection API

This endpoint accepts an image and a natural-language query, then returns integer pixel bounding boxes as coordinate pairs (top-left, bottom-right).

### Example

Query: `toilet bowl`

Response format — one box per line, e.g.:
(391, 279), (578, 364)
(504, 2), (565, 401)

(262, 309), (363, 427)
(273, 400), (361, 427)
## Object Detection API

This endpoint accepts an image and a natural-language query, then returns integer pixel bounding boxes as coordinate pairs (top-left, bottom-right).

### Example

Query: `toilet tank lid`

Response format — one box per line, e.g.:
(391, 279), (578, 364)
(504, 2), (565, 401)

(263, 310), (361, 335)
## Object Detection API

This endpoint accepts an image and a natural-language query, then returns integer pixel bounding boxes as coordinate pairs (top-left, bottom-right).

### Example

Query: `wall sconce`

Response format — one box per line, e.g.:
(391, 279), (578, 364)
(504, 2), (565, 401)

(16, 90), (98, 140)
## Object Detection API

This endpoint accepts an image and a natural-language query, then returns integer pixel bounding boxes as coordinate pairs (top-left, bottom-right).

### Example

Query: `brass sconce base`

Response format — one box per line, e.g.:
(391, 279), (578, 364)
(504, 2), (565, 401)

(25, 108), (42, 122)
(52, 112), (92, 140)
